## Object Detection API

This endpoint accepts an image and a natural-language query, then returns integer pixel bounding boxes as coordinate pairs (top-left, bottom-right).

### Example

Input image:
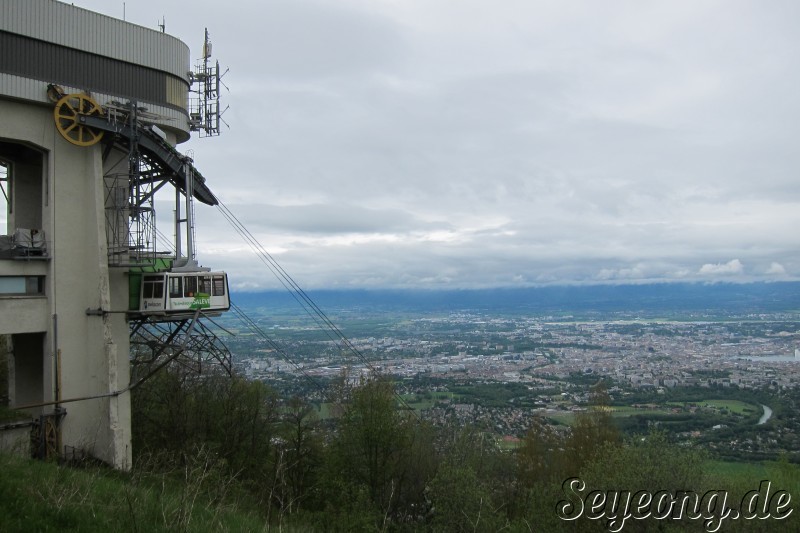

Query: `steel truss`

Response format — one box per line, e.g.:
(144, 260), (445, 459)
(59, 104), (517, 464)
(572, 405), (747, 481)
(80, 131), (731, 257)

(102, 102), (179, 267)
(129, 314), (232, 379)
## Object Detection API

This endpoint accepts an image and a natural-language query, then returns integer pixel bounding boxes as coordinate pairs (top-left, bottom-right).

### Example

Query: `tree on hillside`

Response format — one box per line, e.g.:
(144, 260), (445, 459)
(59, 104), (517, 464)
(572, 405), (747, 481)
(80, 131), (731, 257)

(321, 376), (435, 527)
(517, 415), (566, 485)
(518, 381), (619, 487)
(132, 369), (279, 478)
(580, 432), (706, 492)
(564, 380), (620, 474)
(429, 424), (517, 529)
(576, 431), (708, 532)
(428, 460), (505, 532)
(270, 396), (322, 516)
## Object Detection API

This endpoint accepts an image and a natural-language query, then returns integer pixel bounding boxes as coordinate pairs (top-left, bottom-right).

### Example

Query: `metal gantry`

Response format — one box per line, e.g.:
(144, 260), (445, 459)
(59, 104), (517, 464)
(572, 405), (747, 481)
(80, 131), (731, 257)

(49, 84), (233, 380)
(129, 313), (233, 378)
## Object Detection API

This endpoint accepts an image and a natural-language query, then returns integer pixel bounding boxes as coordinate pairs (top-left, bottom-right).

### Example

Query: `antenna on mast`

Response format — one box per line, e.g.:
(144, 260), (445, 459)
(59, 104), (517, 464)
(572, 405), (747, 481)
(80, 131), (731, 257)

(189, 28), (229, 137)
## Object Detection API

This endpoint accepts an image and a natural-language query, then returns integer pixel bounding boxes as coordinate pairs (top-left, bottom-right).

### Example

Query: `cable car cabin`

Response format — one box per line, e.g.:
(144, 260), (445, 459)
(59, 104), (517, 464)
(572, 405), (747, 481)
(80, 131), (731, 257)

(138, 271), (230, 316)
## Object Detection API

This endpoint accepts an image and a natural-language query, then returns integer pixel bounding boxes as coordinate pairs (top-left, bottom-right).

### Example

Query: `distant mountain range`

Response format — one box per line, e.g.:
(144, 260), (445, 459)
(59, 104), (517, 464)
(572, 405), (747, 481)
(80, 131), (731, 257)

(231, 281), (800, 317)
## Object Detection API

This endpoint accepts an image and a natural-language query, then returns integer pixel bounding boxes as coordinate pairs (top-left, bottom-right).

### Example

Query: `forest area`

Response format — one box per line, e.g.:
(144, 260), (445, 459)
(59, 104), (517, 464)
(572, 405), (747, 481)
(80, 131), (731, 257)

(123, 369), (799, 532)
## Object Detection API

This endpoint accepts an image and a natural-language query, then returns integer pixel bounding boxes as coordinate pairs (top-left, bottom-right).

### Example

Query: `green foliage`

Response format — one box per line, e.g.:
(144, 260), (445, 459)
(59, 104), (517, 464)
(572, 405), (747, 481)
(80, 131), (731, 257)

(518, 381), (621, 486)
(564, 382), (621, 474)
(7, 365), (800, 532)
(271, 396), (324, 515)
(701, 456), (800, 533)
(581, 431), (707, 495)
(132, 369), (278, 483)
(426, 423), (518, 530)
(320, 377), (437, 527)
(428, 462), (505, 532)
(448, 381), (542, 408)
(0, 451), (267, 532)
(0, 334), (8, 407)
(517, 416), (566, 483)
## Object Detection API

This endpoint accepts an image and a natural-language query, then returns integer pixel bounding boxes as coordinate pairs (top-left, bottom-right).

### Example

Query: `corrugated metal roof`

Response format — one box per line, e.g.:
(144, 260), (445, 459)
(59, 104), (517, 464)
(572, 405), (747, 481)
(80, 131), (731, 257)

(0, 0), (190, 81)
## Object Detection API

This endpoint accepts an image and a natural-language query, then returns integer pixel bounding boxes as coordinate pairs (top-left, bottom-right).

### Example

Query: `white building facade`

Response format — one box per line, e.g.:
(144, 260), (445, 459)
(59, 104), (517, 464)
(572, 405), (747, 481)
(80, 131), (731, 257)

(0, 0), (215, 468)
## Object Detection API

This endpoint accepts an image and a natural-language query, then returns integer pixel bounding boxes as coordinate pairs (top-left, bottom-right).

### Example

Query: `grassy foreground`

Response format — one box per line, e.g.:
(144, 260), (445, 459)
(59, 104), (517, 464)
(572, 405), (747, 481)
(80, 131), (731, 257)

(0, 452), (270, 532)
(2, 449), (799, 532)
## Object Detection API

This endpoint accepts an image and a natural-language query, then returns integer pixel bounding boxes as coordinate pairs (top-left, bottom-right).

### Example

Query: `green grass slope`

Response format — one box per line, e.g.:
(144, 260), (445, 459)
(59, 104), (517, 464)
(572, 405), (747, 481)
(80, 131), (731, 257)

(0, 453), (269, 533)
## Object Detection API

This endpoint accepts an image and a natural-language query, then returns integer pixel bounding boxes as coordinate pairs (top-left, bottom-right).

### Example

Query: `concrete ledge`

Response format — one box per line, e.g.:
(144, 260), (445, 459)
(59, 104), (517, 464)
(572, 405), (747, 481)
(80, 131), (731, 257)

(0, 296), (47, 334)
(0, 259), (47, 276)
(0, 422), (33, 458)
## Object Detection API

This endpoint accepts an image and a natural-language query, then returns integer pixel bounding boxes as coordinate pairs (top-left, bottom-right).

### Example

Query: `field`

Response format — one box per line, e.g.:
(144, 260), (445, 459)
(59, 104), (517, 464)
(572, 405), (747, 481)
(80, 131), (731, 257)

(543, 398), (763, 429)
(704, 458), (800, 512)
(400, 391), (460, 410)
(668, 399), (761, 415)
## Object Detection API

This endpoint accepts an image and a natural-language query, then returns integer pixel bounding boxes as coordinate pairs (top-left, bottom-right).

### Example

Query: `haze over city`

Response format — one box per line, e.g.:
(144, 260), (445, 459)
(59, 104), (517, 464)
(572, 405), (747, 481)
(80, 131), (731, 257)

(73, 0), (800, 290)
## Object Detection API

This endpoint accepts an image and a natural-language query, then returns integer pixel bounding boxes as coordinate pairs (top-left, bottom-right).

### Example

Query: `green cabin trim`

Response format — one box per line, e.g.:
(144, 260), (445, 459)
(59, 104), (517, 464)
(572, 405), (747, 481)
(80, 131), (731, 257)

(127, 258), (174, 311)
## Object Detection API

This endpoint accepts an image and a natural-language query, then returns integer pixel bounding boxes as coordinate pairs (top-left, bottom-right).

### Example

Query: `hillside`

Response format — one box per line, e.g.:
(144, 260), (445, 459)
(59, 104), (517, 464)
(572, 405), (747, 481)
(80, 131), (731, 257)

(0, 452), (267, 532)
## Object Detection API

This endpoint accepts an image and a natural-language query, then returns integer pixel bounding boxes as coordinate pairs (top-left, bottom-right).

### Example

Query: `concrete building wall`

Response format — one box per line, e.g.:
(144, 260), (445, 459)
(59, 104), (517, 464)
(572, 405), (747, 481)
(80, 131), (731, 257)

(0, 1), (200, 469)
(0, 99), (132, 467)
(0, 74), (188, 143)
(0, 424), (30, 457)
(0, 297), (48, 334)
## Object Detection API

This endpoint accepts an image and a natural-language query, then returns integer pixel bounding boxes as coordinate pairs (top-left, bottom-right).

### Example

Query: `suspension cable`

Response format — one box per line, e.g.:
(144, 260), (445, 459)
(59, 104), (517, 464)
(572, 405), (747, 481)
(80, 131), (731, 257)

(229, 301), (328, 394)
(215, 200), (419, 417)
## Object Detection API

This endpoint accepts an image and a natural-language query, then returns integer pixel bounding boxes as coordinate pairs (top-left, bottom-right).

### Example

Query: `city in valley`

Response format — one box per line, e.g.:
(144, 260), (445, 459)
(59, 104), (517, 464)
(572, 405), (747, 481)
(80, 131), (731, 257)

(221, 285), (800, 462)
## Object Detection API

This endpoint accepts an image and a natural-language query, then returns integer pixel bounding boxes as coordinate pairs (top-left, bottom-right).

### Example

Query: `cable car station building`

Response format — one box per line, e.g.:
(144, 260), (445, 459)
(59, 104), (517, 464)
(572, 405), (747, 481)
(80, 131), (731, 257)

(0, 0), (224, 469)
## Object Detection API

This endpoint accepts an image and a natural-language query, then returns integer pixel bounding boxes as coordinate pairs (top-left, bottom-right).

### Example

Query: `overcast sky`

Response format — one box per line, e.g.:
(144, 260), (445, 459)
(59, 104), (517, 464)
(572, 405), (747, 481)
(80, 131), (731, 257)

(72, 0), (800, 290)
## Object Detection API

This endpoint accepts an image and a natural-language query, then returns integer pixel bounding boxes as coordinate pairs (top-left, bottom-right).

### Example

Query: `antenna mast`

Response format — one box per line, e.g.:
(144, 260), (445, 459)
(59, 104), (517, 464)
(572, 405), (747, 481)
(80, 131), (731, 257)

(189, 29), (228, 138)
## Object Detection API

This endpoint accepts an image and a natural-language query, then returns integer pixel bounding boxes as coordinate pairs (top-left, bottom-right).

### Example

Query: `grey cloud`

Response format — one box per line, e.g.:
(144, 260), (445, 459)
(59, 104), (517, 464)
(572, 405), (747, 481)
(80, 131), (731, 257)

(222, 203), (435, 234)
(75, 0), (800, 289)
(698, 260), (744, 276)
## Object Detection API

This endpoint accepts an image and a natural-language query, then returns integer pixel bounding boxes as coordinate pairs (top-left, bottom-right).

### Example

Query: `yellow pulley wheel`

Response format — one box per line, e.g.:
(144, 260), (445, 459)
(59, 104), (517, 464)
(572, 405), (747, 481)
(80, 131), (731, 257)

(54, 93), (105, 147)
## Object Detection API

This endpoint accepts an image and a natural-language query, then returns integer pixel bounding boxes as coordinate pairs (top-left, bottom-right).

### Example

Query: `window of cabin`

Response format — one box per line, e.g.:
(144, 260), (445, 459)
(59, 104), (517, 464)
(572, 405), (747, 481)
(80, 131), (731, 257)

(153, 279), (164, 298)
(169, 276), (182, 298)
(212, 274), (225, 296)
(142, 276), (164, 299)
(184, 276), (197, 297)
(198, 275), (211, 296)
